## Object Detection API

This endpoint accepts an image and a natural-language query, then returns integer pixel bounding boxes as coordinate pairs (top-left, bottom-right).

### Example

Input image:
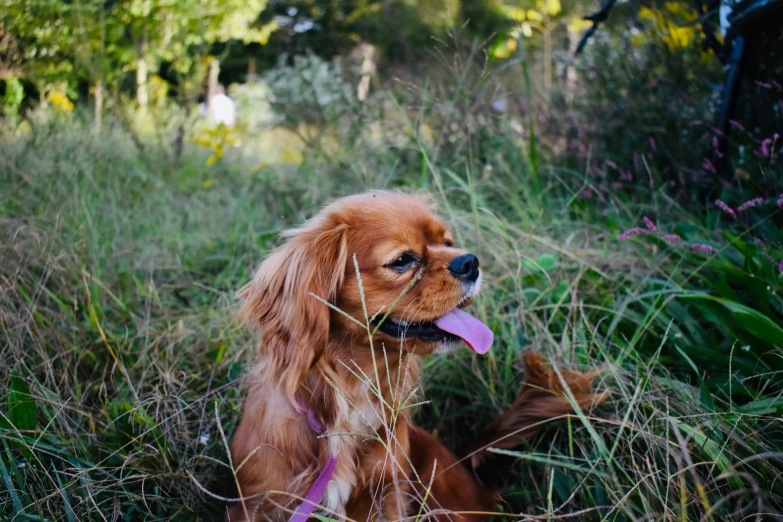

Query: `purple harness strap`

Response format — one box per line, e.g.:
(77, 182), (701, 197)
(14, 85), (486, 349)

(290, 396), (338, 522)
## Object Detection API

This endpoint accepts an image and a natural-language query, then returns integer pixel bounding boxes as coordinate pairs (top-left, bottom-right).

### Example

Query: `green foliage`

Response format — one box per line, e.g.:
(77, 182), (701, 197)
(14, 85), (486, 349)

(4, 371), (37, 432)
(1, 76), (23, 124)
(264, 53), (356, 127)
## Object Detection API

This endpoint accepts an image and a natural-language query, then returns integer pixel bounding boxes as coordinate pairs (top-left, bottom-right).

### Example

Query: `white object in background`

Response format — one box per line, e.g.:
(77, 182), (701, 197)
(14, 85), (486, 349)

(719, 0), (735, 37)
(209, 92), (236, 127)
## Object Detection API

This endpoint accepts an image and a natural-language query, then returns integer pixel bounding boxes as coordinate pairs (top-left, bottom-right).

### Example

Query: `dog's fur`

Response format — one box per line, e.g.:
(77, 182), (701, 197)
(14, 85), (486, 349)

(227, 191), (605, 521)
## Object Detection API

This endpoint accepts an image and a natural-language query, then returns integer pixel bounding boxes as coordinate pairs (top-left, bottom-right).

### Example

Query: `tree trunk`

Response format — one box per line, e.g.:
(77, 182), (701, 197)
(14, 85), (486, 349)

(136, 0), (150, 113)
(94, 80), (103, 134)
(136, 54), (148, 111)
(247, 57), (256, 81)
(544, 14), (553, 95)
(206, 57), (219, 124)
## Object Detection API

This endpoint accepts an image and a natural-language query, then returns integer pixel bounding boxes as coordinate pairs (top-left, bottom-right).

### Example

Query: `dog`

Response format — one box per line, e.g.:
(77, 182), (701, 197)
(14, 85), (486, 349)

(227, 191), (605, 521)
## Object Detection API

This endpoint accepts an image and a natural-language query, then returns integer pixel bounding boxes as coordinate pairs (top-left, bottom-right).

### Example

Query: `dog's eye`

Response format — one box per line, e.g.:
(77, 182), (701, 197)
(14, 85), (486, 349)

(444, 239), (454, 247)
(386, 252), (419, 271)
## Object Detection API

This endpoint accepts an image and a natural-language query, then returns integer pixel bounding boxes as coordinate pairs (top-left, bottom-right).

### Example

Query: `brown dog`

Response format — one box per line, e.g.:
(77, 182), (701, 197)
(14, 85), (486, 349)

(227, 191), (604, 521)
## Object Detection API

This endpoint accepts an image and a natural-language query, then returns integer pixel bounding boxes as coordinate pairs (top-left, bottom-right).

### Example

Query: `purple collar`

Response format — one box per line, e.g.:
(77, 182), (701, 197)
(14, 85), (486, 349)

(290, 396), (338, 522)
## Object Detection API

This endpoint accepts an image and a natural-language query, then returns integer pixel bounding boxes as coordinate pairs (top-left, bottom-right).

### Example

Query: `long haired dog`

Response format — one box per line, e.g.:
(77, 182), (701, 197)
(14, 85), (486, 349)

(228, 191), (605, 521)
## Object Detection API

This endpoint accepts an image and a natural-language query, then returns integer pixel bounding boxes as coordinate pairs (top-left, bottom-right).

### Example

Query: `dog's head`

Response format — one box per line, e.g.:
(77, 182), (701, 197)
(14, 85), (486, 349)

(239, 191), (492, 399)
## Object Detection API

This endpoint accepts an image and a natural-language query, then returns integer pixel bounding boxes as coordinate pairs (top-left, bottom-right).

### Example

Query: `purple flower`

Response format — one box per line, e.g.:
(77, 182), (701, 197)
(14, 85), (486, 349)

(605, 159), (618, 169)
(618, 228), (648, 241)
(703, 159), (717, 174)
(649, 137), (657, 151)
(779, 259), (783, 274)
(691, 243), (718, 254)
(662, 234), (682, 242)
(643, 216), (657, 232)
(778, 196), (783, 207)
(712, 136), (725, 158)
(737, 197), (763, 212)
(760, 138), (772, 157)
(755, 237), (764, 246)
(715, 199), (736, 219)
(729, 119), (745, 131)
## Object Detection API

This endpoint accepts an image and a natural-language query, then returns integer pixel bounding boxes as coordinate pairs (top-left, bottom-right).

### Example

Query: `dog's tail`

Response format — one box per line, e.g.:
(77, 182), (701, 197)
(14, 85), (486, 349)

(470, 352), (608, 470)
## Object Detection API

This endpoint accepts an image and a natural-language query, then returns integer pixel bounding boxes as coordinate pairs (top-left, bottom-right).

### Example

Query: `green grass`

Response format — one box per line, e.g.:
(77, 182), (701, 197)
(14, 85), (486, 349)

(1, 99), (782, 522)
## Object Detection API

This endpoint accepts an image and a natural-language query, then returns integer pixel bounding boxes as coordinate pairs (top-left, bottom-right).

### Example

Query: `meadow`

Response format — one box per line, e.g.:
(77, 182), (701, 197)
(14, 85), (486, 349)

(2, 57), (783, 521)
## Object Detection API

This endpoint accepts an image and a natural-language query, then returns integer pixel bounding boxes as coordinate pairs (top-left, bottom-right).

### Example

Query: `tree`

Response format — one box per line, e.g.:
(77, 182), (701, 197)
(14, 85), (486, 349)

(118, 0), (276, 111)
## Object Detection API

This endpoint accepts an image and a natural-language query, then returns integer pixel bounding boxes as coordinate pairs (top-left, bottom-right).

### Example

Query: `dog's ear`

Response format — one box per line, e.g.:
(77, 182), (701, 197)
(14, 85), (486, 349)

(238, 219), (348, 402)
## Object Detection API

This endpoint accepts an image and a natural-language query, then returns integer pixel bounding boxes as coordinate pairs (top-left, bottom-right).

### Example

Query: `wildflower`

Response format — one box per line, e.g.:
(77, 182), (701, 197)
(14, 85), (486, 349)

(703, 159), (717, 174)
(618, 228), (648, 241)
(729, 119), (744, 131)
(777, 195), (783, 207)
(755, 237), (764, 246)
(779, 259), (783, 274)
(643, 216), (657, 232)
(737, 197), (763, 212)
(691, 243), (718, 254)
(761, 133), (780, 158)
(712, 136), (724, 158)
(649, 137), (657, 151)
(715, 199), (736, 219)
(760, 138), (772, 157)
(198, 433), (210, 446)
(605, 159), (618, 169)
(46, 91), (74, 113)
(661, 234), (682, 242)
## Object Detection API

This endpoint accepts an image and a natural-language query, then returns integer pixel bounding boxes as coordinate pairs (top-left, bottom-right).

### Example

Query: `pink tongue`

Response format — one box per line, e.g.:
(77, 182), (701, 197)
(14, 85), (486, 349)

(433, 308), (493, 354)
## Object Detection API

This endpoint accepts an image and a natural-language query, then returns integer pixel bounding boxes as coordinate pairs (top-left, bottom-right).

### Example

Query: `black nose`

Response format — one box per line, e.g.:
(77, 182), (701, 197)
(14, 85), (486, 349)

(448, 253), (480, 283)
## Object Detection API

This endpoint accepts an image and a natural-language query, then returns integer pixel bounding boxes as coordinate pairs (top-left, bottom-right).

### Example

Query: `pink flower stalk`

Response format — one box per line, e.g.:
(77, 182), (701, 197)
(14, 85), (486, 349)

(712, 136), (724, 158)
(643, 216), (657, 232)
(618, 228), (648, 241)
(779, 259), (783, 274)
(703, 159), (717, 174)
(662, 234), (682, 242)
(737, 197), (763, 212)
(605, 159), (618, 169)
(778, 196), (783, 207)
(729, 119), (745, 131)
(755, 237), (764, 246)
(715, 199), (736, 219)
(760, 138), (772, 157)
(691, 243), (718, 254)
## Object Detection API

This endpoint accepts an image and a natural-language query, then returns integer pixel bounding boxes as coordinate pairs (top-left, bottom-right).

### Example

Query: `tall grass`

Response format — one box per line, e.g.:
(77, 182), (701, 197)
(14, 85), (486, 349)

(1, 75), (782, 522)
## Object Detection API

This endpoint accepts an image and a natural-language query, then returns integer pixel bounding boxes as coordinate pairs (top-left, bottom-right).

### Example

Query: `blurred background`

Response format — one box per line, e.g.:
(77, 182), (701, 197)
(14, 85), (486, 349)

(1, 0), (781, 189)
(2, 1), (783, 521)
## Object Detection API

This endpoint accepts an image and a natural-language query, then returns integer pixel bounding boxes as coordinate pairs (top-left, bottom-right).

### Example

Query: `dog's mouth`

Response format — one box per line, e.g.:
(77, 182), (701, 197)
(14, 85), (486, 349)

(371, 304), (493, 354)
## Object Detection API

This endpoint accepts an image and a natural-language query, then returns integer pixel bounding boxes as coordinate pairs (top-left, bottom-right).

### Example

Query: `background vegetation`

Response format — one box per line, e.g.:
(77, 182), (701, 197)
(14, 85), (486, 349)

(2, 0), (782, 520)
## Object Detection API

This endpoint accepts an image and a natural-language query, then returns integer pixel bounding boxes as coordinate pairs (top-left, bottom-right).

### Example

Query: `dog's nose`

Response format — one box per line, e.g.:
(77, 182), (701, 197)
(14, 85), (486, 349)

(448, 253), (479, 283)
